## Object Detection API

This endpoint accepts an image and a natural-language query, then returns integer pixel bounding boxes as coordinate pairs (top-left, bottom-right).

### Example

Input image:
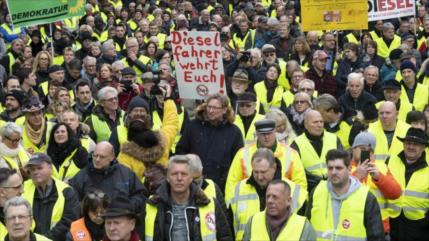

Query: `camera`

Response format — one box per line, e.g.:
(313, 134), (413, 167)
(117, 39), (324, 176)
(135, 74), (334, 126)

(240, 51), (251, 62)
(121, 80), (133, 92)
(150, 69), (163, 96)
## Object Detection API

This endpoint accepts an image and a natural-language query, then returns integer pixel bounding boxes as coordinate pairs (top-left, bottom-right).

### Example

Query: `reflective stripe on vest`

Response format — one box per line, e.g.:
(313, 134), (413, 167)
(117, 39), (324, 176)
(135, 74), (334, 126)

(250, 212), (305, 241)
(52, 149), (80, 182)
(23, 179), (68, 229)
(387, 155), (429, 220)
(254, 82), (284, 112)
(70, 218), (92, 241)
(231, 178), (304, 241)
(294, 132), (337, 177)
(145, 198), (217, 241)
(368, 120), (410, 162)
(310, 181), (368, 241)
(7, 52), (15, 73)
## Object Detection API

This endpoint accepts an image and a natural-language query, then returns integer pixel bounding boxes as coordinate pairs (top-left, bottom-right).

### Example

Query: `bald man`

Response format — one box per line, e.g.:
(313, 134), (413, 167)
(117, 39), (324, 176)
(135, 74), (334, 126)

(69, 141), (147, 213)
(368, 101), (410, 162)
(291, 110), (343, 192)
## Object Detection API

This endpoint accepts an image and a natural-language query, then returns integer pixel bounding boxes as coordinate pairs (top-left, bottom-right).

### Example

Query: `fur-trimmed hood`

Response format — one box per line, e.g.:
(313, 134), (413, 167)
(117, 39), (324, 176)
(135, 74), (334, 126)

(120, 131), (166, 164)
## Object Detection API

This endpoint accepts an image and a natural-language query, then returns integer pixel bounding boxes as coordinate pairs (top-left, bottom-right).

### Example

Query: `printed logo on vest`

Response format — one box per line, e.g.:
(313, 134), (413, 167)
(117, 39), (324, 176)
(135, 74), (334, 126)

(205, 212), (216, 231)
(76, 231), (86, 240)
(342, 219), (351, 229)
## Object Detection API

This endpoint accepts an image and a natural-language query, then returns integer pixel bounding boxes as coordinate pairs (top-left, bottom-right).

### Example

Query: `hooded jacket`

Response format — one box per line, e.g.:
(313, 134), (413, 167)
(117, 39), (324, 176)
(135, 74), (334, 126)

(142, 182), (233, 241)
(117, 99), (179, 179)
(306, 176), (385, 241)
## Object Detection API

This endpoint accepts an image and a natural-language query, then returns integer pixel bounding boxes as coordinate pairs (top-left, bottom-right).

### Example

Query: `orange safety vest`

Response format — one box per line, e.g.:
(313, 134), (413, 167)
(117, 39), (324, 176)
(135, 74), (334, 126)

(70, 218), (92, 241)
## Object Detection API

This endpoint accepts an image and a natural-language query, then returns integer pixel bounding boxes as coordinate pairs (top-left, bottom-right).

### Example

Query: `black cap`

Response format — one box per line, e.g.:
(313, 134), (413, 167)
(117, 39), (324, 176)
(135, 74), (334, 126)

(400, 60), (417, 73)
(397, 127), (429, 146)
(121, 67), (136, 76)
(48, 65), (64, 74)
(255, 119), (276, 133)
(382, 79), (401, 90)
(4, 90), (26, 106)
(237, 92), (257, 103)
(101, 195), (137, 218)
(26, 153), (52, 167)
(389, 49), (403, 61)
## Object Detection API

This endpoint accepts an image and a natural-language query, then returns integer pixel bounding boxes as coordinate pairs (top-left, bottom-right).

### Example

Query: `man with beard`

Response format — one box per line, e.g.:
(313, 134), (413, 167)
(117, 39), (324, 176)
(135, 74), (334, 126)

(306, 150), (384, 241)
(0, 90), (25, 122)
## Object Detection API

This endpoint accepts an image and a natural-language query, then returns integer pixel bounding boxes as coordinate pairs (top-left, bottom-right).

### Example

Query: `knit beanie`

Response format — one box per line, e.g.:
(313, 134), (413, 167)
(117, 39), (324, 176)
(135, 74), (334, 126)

(127, 96), (150, 113)
(400, 60), (417, 73)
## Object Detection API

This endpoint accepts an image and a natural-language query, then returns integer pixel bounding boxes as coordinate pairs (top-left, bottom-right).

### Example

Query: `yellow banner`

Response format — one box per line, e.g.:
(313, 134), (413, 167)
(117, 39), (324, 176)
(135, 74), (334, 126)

(301, 0), (368, 31)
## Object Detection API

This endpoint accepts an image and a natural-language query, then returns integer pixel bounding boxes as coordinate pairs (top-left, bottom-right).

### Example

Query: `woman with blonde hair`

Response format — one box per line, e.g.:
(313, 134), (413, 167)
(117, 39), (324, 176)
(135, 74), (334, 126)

(285, 92), (313, 134)
(32, 50), (52, 83)
(266, 108), (297, 144)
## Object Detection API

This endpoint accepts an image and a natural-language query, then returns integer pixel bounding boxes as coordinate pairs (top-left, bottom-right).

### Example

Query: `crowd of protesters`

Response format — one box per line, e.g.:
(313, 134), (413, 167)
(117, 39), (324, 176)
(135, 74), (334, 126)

(0, 0), (428, 240)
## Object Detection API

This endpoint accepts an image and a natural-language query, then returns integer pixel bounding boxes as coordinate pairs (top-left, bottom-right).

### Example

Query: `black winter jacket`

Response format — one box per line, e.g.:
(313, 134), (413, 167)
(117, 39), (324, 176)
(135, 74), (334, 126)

(141, 182), (233, 241)
(32, 180), (80, 241)
(176, 118), (244, 191)
(69, 159), (147, 213)
(338, 91), (377, 120)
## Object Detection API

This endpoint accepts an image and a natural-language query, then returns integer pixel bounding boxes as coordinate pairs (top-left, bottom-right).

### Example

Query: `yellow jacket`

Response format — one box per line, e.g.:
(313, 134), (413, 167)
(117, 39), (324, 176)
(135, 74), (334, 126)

(117, 100), (179, 179)
(225, 141), (307, 203)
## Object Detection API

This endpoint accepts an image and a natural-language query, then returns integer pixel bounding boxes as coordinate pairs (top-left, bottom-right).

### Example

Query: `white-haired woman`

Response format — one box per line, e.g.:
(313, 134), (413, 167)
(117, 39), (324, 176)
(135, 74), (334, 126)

(0, 122), (30, 177)
(266, 108), (297, 145)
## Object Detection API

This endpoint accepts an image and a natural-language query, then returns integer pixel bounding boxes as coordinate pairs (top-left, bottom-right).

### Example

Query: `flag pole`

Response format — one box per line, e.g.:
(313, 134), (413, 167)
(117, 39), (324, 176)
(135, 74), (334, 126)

(50, 23), (54, 59)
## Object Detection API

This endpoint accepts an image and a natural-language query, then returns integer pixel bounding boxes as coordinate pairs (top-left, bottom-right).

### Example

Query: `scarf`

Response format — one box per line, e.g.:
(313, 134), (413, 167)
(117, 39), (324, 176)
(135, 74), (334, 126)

(47, 135), (80, 170)
(74, 99), (94, 115)
(25, 118), (46, 146)
(0, 142), (20, 157)
(290, 107), (310, 125)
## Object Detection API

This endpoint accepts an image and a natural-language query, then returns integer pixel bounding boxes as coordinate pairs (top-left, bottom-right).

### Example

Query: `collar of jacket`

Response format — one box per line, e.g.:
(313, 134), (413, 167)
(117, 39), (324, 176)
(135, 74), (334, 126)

(148, 181), (210, 207)
(88, 158), (119, 174)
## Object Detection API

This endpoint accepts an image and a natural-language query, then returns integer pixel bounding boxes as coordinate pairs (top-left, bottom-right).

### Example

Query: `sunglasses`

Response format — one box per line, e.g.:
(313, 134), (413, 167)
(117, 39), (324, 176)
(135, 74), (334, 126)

(87, 192), (106, 200)
(294, 100), (307, 104)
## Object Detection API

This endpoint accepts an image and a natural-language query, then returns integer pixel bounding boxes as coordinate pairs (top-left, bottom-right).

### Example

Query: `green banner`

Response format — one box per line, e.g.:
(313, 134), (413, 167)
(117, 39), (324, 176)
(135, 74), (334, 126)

(7, 0), (85, 28)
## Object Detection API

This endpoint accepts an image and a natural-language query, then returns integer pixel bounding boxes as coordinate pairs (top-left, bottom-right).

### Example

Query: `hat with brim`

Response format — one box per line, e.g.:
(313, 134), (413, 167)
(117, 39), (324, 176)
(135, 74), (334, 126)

(26, 153), (52, 167)
(101, 195), (137, 219)
(101, 208), (137, 219)
(255, 119), (276, 133)
(397, 127), (429, 146)
(22, 96), (45, 113)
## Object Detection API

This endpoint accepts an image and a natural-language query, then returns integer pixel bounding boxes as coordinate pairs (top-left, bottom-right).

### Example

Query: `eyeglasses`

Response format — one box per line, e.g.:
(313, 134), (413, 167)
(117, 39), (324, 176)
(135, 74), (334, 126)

(6, 215), (31, 223)
(207, 105), (223, 111)
(87, 191), (106, 199)
(264, 52), (275, 57)
(239, 103), (253, 108)
(3, 184), (22, 190)
(5, 136), (20, 144)
(294, 100), (307, 104)
(103, 96), (118, 102)
(92, 154), (107, 160)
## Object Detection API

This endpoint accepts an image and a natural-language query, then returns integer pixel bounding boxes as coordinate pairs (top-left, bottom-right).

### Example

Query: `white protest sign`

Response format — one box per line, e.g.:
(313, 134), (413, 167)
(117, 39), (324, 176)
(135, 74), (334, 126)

(368, 0), (415, 21)
(172, 31), (225, 99)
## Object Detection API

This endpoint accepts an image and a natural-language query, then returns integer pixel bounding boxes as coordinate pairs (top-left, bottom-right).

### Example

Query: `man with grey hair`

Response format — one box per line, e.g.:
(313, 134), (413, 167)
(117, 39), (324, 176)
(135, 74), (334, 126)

(85, 86), (124, 142)
(229, 148), (307, 240)
(120, 37), (151, 82)
(97, 39), (117, 66)
(338, 72), (377, 120)
(186, 153), (228, 217)
(363, 65), (384, 101)
(0, 122), (30, 173)
(375, 22), (401, 58)
(3, 196), (52, 241)
(81, 56), (97, 87)
(143, 155), (233, 241)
